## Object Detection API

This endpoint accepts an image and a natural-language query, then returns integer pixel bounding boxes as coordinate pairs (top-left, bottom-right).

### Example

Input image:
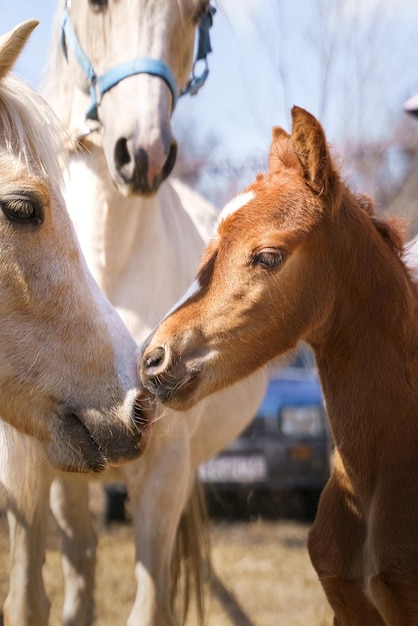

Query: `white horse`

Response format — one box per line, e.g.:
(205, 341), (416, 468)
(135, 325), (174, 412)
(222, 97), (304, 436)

(5, 2), (267, 625)
(0, 18), (155, 626)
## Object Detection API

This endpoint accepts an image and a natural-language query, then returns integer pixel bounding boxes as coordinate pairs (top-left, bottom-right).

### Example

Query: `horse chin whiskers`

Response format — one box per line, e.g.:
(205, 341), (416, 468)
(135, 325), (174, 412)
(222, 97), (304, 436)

(131, 393), (156, 432)
(47, 435), (107, 474)
(146, 367), (201, 406)
(151, 405), (171, 425)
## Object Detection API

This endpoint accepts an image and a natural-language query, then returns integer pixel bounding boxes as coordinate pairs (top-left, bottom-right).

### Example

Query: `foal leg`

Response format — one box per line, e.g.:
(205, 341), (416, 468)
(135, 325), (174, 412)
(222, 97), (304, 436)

(50, 475), (97, 626)
(365, 480), (418, 625)
(308, 455), (384, 625)
(367, 575), (418, 626)
(0, 431), (52, 626)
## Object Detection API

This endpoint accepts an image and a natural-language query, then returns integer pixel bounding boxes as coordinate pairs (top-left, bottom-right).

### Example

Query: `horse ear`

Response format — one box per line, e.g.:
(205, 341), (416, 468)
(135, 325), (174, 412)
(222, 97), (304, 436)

(269, 126), (294, 171)
(290, 106), (336, 195)
(0, 20), (39, 81)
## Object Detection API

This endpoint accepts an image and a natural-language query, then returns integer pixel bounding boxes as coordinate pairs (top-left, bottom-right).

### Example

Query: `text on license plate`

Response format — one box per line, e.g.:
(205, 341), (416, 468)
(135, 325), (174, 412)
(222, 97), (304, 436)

(199, 455), (267, 483)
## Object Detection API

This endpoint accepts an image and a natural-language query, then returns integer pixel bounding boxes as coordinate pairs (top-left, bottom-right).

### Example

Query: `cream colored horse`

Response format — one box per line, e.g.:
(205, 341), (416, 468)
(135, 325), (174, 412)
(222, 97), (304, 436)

(0, 18), (155, 626)
(0, 2), (268, 626)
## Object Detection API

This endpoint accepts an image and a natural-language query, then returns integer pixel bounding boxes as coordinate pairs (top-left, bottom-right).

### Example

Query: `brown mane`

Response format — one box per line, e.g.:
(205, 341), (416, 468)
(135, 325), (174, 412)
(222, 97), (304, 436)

(356, 193), (406, 256)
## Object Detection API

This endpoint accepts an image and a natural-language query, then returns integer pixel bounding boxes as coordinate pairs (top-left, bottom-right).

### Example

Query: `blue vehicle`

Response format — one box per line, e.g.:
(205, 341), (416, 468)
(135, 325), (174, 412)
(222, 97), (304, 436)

(199, 346), (332, 515)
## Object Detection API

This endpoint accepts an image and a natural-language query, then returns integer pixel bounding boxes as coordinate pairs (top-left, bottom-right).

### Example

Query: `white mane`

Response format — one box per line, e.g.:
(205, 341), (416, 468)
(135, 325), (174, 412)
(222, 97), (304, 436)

(41, 2), (75, 132)
(0, 73), (65, 187)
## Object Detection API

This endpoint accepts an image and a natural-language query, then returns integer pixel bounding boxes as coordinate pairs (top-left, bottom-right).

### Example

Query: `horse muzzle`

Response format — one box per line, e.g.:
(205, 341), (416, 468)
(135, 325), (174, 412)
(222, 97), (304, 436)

(113, 136), (177, 196)
(47, 388), (156, 473)
(140, 342), (204, 411)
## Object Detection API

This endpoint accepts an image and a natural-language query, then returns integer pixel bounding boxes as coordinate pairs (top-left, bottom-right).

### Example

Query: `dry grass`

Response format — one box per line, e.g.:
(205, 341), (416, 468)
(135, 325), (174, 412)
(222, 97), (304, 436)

(0, 489), (332, 625)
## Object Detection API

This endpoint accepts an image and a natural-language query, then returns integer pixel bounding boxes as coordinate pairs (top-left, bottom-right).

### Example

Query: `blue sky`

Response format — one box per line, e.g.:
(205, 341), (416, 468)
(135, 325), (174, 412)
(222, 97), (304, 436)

(3, 0), (418, 200)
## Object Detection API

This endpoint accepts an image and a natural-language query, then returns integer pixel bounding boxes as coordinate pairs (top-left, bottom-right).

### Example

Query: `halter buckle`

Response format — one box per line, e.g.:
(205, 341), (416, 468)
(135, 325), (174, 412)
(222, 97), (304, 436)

(181, 60), (209, 97)
(74, 119), (103, 141)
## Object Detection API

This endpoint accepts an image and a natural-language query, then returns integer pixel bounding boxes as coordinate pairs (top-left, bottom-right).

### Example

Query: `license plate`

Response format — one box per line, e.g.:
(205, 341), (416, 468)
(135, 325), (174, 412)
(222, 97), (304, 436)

(199, 455), (267, 483)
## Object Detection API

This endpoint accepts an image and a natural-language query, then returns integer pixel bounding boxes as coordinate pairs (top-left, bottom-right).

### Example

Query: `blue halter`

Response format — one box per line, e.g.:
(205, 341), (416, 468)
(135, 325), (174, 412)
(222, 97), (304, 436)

(60, 2), (215, 123)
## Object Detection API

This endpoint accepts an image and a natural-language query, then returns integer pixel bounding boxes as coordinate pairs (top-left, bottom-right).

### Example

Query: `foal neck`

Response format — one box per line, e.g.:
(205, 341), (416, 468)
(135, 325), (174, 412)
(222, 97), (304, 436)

(311, 197), (418, 482)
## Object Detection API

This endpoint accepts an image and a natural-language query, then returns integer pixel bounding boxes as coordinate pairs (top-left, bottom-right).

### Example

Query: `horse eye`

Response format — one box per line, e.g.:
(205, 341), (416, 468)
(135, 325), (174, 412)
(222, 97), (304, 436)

(251, 249), (285, 270)
(0, 195), (44, 226)
(88, 0), (108, 12)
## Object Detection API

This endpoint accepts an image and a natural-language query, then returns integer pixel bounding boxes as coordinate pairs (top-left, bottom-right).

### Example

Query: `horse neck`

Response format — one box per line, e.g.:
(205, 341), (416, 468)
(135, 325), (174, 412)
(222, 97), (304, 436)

(64, 147), (162, 289)
(63, 145), (208, 346)
(310, 199), (418, 485)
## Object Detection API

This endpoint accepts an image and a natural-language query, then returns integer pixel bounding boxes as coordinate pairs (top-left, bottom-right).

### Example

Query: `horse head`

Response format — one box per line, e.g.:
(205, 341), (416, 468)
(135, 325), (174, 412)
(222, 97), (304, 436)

(140, 107), (341, 409)
(0, 19), (155, 472)
(52, 0), (214, 196)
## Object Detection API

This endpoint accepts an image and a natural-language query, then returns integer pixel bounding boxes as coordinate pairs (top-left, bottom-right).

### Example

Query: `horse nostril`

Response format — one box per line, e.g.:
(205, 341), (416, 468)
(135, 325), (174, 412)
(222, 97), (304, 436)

(144, 346), (166, 373)
(161, 140), (177, 182)
(114, 137), (131, 170)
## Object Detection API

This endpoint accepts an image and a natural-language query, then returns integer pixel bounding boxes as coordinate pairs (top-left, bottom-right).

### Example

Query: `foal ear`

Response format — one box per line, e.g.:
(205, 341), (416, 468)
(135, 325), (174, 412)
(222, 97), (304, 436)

(290, 106), (336, 196)
(269, 126), (295, 171)
(0, 20), (39, 81)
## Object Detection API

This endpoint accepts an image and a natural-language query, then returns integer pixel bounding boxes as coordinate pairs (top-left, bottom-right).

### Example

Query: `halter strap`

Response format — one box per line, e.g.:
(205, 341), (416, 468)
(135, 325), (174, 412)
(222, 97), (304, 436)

(181, 6), (216, 97)
(60, 4), (215, 123)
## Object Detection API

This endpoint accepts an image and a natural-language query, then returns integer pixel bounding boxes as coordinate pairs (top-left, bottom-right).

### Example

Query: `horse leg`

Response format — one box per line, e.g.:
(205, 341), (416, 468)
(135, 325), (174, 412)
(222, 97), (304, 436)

(0, 431), (52, 626)
(308, 454), (384, 625)
(322, 578), (385, 626)
(364, 484), (418, 625)
(123, 377), (265, 626)
(367, 575), (417, 626)
(124, 416), (195, 626)
(49, 475), (96, 626)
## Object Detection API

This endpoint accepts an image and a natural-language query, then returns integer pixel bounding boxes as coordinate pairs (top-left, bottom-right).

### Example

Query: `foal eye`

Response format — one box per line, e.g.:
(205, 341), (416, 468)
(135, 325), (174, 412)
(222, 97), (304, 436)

(88, 0), (108, 12)
(251, 248), (285, 270)
(0, 194), (44, 226)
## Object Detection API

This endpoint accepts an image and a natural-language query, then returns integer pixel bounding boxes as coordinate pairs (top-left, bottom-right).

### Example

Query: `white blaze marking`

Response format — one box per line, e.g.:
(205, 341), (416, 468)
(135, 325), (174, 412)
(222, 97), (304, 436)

(218, 190), (255, 225)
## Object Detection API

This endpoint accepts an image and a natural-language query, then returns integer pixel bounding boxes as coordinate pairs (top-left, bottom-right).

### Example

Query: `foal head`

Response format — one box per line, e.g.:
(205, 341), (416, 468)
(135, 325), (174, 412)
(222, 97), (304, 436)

(140, 106), (385, 409)
(47, 0), (214, 196)
(0, 20), (154, 472)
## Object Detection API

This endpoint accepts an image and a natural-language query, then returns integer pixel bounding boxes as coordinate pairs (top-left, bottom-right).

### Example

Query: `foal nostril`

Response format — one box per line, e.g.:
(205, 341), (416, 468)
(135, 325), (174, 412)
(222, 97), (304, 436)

(144, 346), (166, 374)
